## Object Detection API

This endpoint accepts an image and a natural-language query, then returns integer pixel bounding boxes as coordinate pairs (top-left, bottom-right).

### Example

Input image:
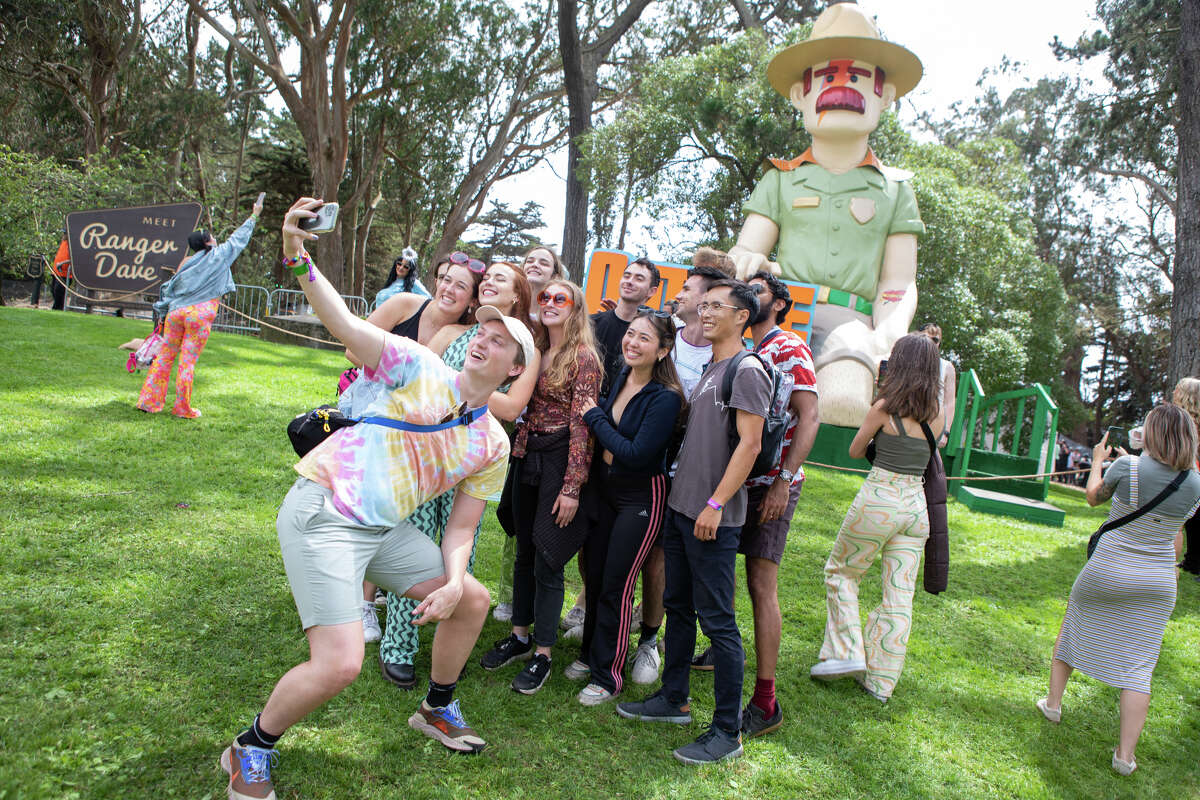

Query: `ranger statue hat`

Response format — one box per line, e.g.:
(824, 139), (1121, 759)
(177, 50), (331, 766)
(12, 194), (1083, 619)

(766, 3), (923, 100)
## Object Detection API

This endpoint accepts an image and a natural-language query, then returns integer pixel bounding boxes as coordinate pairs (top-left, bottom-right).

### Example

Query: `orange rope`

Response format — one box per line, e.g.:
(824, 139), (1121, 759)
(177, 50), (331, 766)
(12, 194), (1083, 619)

(804, 460), (1092, 482)
(47, 269), (162, 303)
(217, 301), (342, 346)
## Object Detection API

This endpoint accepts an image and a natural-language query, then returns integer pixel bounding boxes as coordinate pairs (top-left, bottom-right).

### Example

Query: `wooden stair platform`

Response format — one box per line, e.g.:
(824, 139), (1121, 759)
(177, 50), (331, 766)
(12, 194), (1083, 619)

(956, 485), (1065, 527)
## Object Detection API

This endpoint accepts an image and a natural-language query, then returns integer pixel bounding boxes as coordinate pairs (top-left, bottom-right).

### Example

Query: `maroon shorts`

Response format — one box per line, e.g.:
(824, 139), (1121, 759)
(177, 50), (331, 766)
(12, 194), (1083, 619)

(737, 480), (802, 564)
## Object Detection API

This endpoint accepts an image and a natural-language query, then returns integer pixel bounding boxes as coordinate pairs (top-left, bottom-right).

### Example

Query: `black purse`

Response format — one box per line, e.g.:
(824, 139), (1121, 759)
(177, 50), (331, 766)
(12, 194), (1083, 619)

(288, 405), (358, 456)
(1086, 469), (1186, 558)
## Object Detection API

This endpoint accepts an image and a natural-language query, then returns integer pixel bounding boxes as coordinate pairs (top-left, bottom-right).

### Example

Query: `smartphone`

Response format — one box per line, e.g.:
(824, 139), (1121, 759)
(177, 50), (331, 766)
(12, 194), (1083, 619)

(1106, 426), (1125, 448)
(877, 359), (888, 382)
(256, 191), (266, 205)
(301, 202), (339, 234)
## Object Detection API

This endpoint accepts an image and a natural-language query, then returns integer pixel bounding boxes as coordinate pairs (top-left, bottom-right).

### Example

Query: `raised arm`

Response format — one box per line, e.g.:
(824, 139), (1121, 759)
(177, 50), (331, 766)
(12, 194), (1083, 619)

(283, 198), (385, 370)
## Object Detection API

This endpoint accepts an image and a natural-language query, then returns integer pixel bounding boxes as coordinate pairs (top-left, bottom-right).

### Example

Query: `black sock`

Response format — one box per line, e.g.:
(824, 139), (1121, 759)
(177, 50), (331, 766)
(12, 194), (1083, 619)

(639, 623), (660, 646)
(236, 714), (281, 750)
(426, 679), (457, 709)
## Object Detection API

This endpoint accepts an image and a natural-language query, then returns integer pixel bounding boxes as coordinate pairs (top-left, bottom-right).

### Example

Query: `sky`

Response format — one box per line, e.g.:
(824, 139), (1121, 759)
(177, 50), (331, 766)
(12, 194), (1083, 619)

(489, 0), (1105, 254)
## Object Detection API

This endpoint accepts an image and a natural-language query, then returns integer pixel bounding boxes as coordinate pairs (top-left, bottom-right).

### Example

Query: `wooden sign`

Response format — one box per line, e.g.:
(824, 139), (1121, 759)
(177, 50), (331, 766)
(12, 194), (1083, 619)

(66, 203), (202, 293)
(581, 248), (818, 342)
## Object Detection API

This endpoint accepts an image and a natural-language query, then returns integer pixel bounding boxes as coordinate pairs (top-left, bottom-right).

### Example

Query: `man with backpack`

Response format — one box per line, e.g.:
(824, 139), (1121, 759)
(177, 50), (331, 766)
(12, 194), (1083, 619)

(616, 279), (770, 765)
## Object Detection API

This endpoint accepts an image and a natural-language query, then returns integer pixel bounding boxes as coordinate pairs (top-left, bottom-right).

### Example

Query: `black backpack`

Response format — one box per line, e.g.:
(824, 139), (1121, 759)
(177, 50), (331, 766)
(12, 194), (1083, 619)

(720, 341), (791, 480)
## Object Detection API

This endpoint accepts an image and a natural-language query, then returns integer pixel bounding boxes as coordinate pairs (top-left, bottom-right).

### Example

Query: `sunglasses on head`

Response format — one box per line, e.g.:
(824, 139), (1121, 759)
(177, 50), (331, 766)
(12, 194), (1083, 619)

(448, 251), (486, 273)
(537, 290), (574, 309)
(636, 305), (672, 319)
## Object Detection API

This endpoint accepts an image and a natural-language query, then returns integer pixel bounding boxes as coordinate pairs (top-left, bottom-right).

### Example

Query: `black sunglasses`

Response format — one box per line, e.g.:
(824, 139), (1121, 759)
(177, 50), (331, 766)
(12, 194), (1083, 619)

(636, 305), (672, 319)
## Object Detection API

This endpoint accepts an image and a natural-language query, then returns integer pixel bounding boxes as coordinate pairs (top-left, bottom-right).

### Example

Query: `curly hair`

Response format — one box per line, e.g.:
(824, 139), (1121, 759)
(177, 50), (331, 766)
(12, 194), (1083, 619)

(1171, 377), (1200, 460)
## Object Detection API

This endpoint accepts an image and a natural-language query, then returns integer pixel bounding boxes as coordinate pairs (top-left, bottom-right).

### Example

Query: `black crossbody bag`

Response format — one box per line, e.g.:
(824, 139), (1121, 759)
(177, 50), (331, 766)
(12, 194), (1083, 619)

(1086, 469), (1186, 559)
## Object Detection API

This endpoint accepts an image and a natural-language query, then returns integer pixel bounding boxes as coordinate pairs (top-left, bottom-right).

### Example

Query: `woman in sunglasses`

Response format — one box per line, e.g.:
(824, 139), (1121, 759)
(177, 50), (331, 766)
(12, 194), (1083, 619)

(374, 248), (431, 308)
(568, 310), (685, 705)
(481, 279), (602, 695)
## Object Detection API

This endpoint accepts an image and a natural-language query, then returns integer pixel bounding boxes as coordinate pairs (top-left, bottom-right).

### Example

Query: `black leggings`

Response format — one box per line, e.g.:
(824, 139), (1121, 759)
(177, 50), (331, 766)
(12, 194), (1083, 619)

(580, 469), (668, 693)
(510, 478), (566, 648)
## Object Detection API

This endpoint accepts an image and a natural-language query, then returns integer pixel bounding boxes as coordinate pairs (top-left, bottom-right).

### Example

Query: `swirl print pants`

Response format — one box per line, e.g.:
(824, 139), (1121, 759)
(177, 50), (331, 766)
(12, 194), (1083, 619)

(137, 298), (220, 418)
(819, 466), (929, 699)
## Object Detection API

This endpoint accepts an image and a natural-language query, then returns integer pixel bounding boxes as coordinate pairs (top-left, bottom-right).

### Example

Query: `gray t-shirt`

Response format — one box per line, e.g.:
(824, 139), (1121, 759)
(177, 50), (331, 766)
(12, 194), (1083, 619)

(668, 354), (771, 526)
(1103, 455), (1200, 519)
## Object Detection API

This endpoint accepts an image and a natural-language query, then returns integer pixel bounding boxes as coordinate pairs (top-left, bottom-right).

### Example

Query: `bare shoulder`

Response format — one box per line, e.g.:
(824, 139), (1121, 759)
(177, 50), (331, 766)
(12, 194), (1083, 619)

(368, 293), (422, 330)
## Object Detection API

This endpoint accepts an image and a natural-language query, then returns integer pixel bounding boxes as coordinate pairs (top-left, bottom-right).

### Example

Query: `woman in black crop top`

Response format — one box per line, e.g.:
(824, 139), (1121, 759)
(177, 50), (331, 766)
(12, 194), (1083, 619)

(809, 333), (943, 703)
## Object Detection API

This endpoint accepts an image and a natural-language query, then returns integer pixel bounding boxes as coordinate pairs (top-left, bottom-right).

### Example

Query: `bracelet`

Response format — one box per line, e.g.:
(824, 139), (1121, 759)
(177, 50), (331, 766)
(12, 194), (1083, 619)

(282, 251), (316, 282)
(706, 497), (723, 511)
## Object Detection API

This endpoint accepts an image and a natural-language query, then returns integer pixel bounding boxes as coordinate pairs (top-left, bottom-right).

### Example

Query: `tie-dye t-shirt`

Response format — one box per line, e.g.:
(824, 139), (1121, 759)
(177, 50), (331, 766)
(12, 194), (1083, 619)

(296, 333), (510, 527)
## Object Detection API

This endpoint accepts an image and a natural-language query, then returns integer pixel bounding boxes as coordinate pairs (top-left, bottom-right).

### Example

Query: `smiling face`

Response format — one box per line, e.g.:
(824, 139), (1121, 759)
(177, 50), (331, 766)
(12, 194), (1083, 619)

(618, 262), (657, 305)
(435, 264), (475, 317)
(791, 58), (894, 139)
(674, 274), (708, 322)
(537, 281), (576, 330)
(622, 316), (669, 370)
(522, 248), (557, 289)
(698, 286), (749, 344)
(462, 318), (524, 386)
(394, 260), (410, 279)
(480, 263), (519, 315)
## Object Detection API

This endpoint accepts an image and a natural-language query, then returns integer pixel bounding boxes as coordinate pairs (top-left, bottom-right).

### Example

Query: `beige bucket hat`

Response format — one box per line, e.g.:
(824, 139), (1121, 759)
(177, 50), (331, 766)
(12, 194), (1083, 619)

(766, 3), (923, 100)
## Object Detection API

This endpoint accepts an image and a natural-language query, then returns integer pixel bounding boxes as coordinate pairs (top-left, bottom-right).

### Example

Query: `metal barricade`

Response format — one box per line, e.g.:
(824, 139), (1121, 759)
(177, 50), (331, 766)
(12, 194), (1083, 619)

(214, 284), (270, 335)
(268, 288), (368, 318)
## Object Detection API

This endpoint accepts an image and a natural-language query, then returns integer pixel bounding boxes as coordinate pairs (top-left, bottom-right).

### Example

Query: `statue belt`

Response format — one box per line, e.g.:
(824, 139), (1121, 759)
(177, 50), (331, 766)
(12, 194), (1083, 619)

(816, 285), (873, 317)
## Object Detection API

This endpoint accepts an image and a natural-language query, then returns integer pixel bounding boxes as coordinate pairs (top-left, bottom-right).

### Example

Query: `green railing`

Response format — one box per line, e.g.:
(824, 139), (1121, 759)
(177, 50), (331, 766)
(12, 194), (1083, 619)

(946, 370), (1059, 501)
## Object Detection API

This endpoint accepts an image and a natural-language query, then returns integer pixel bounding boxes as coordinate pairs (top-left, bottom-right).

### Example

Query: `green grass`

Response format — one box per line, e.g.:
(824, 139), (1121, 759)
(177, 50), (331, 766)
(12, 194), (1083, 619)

(0, 306), (1198, 799)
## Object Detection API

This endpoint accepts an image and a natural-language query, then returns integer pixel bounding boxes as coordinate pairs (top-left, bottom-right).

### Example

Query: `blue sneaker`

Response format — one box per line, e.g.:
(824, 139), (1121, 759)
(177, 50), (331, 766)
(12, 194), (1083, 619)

(220, 741), (278, 799)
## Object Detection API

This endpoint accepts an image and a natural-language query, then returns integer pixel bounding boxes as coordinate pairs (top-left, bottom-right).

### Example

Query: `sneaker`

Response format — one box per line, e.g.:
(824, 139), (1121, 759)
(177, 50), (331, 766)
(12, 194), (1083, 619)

(741, 700), (784, 739)
(616, 690), (692, 724)
(512, 653), (552, 694)
(479, 634), (533, 671)
(1036, 697), (1061, 723)
(564, 659), (591, 681)
(672, 726), (743, 765)
(578, 683), (616, 706)
(407, 699), (487, 754)
(809, 657), (866, 681)
(561, 604), (585, 630)
(562, 623), (584, 641)
(492, 602), (513, 622)
(690, 646), (715, 671)
(373, 587), (388, 608)
(361, 602), (381, 644)
(220, 741), (278, 800)
(1112, 749), (1137, 776)
(630, 641), (661, 685)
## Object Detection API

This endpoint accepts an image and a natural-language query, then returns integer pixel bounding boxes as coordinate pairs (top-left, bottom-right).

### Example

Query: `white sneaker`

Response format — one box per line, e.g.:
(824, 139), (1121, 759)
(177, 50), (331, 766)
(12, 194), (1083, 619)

(362, 602), (382, 644)
(562, 623), (584, 641)
(578, 683), (616, 706)
(809, 658), (865, 680)
(630, 641), (661, 685)
(561, 605), (586, 630)
(564, 659), (590, 681)
(492, 602), (513, 622)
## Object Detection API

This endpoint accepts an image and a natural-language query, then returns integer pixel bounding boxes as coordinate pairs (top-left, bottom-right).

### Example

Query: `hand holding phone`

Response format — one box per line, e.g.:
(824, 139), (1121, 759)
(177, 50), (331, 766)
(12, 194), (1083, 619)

(252, 191), (265, 216)
(300, 202), (339, 234)
(1106, 426), (1125, 450)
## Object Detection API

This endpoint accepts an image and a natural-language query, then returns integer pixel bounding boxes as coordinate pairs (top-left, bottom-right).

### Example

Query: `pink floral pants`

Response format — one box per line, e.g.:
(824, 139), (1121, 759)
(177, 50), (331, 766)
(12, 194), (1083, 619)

(136, 298), (220, 417)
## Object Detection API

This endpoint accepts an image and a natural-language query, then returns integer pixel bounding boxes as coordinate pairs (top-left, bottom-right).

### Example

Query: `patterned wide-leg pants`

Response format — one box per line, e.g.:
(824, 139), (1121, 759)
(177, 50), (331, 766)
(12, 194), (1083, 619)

(818, 466), (929, 699)
(137, 298), (220, 417)
(378, 488), (482, 666)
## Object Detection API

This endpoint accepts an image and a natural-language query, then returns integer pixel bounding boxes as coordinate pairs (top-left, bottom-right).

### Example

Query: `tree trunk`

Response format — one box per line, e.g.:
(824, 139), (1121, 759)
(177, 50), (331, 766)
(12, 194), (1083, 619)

(559, 0), (592, 272)
(1171, 0), (1200, 387)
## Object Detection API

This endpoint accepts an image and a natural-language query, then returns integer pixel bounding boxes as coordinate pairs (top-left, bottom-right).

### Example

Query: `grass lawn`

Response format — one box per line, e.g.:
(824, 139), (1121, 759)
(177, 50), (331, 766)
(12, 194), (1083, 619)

(1, 305), (1198, 800)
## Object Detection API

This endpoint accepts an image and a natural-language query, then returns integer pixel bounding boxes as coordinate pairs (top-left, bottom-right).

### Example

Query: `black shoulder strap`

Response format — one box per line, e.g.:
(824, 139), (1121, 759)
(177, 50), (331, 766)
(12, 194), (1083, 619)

(1095, 469), (1188, 536)
(755, 328), (783, 353)
(720, 350), (753, 405)
(919, 421), (937, 460)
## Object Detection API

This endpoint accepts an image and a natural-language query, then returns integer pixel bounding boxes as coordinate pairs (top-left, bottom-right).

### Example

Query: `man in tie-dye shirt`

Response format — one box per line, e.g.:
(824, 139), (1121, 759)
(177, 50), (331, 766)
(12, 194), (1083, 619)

(219, 198), (537, 800)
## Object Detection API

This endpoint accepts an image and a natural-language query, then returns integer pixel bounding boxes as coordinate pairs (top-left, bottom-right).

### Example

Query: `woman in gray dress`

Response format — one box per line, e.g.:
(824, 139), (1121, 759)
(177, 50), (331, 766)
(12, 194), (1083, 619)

(1037, 404), (1200, 776)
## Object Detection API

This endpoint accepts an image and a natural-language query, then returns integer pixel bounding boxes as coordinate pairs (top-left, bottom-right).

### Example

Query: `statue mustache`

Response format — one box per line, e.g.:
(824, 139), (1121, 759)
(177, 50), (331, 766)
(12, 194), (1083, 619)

(815, 86), (866, 114)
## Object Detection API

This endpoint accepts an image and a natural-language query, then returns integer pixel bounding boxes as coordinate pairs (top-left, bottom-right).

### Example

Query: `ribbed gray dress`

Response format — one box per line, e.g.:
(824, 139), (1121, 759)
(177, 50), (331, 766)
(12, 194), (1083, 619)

(1056, 455), (1200, 692)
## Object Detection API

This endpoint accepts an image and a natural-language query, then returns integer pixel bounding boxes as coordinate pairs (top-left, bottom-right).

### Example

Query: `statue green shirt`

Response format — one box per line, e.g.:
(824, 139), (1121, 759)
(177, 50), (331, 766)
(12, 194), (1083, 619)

(742, 153), (924, 301)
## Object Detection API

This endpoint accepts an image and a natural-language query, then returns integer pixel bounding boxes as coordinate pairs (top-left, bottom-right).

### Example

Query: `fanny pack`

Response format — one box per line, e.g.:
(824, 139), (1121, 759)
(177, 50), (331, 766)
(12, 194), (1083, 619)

(287, 404), (488, 457)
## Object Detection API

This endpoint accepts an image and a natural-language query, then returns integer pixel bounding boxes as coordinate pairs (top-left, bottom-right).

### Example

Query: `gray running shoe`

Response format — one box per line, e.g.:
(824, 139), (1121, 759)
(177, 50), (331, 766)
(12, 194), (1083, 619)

(740, 700), (783, 739)
(616, 690), (692, 724)
(673, 726), (743, 765)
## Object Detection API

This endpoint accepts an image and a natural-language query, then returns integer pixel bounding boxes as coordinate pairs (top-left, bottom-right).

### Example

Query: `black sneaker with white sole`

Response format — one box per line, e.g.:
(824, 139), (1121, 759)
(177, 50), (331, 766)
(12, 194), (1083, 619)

(673, 726), (743, 765)
(512, 653), (552, 694)
(479, 634), (533, 671)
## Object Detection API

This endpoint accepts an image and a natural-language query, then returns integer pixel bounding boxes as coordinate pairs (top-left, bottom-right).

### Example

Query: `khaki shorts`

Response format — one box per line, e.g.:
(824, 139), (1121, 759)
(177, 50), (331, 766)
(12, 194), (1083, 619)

(276, 478), (445, 629)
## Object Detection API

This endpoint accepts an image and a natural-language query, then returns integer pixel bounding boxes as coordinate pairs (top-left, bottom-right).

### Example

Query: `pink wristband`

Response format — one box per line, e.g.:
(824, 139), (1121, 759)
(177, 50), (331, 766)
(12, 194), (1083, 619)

(706, 498), (723, 511)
